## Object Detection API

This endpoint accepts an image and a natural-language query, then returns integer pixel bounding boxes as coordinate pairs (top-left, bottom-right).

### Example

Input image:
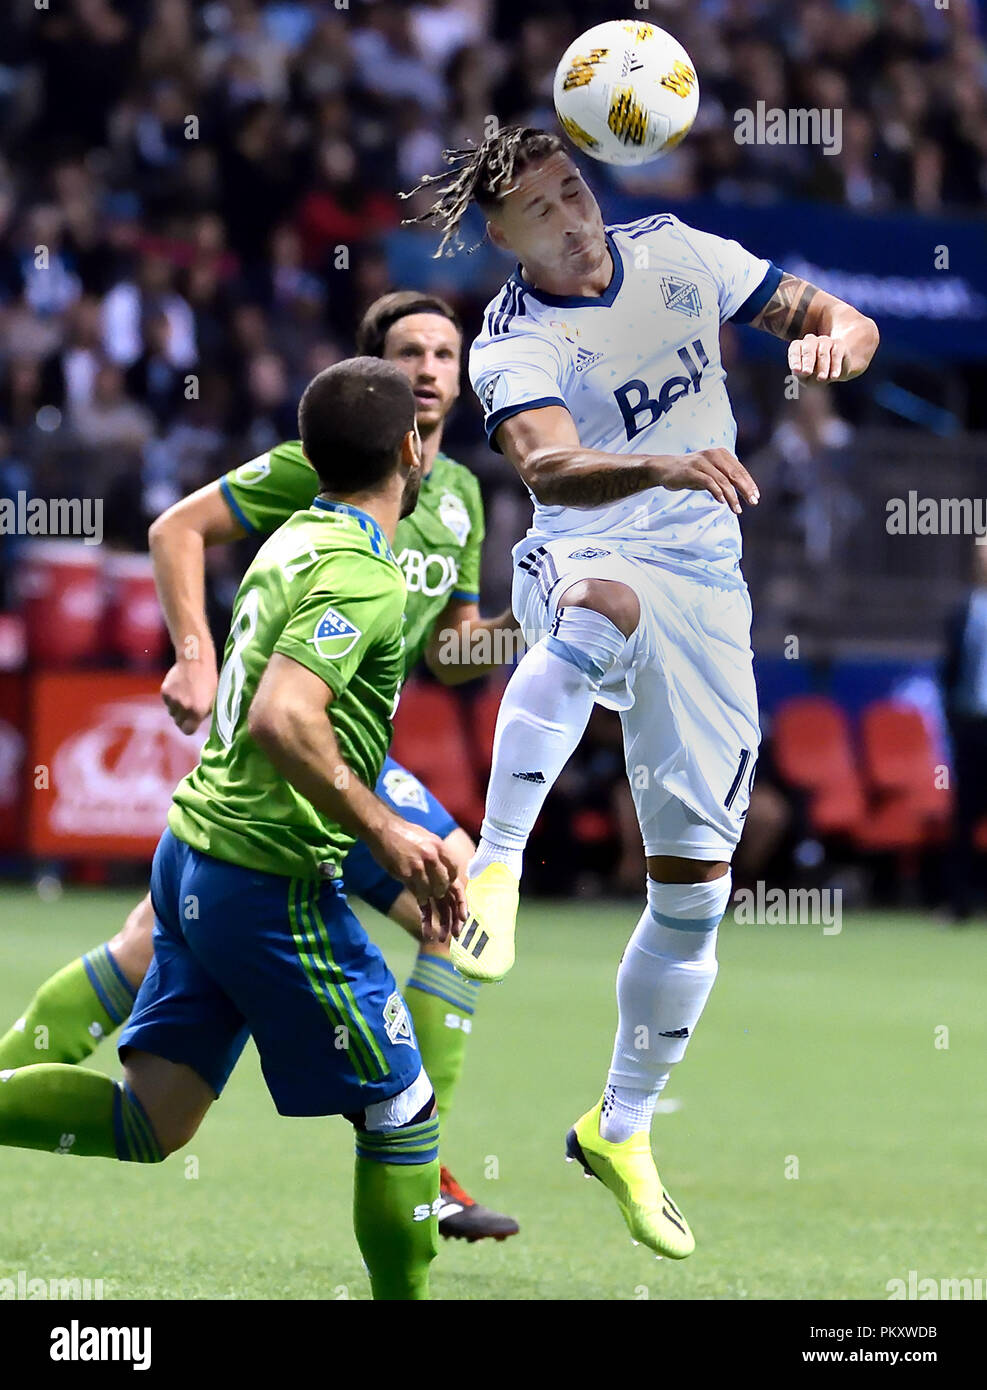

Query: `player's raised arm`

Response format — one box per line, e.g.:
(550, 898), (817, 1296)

(248, 653), (465, 936)
(750, 271), (879, 383)
(495, 403), (760, 515)
(151, 441), (318, 733)
(149, 480), (245, 734)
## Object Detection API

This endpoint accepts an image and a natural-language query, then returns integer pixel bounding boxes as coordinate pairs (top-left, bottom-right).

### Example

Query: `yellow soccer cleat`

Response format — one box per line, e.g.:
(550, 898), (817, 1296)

(449, 863), (519, 983)
(565, 1098), (695, 1259)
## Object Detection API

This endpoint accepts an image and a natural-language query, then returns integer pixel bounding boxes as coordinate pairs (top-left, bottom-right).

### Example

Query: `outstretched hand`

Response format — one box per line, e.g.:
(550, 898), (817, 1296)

(657, 448), (760, 516)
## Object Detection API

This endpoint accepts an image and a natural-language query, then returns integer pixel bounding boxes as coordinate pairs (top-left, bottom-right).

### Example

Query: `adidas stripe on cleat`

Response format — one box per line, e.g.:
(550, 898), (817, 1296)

(450, 863), (519, 983)
(565, 1098), (695, 1259)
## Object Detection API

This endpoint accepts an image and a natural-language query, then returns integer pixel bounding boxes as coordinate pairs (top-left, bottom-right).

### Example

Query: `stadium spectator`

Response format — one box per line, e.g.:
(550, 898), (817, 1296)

(69, 362), (154, 454)
(101, 253), (197, 371)
(124, 309), (188, 427)
(350, 3), (447, 114)
(296, 135), (398, 269)
(39, 294), (105, 413)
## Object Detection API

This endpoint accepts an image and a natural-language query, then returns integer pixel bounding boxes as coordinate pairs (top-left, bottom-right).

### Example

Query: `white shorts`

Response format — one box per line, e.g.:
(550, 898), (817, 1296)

(512, 537), (761, 860)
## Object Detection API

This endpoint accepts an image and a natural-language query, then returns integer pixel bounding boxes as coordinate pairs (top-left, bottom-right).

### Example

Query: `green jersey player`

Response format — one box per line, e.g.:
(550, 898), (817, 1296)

(218, 438), (486, 682)
(0, 357), (467, 1300)
(0, 293), (520, 1241)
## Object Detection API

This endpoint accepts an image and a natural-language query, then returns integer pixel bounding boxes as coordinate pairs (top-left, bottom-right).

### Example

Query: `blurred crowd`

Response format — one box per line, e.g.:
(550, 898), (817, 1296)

(0, 0), (983, 602)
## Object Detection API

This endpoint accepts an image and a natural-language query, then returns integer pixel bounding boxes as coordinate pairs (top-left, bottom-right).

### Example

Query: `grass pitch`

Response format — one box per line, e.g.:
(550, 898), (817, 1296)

(1, 887), (984, 1301)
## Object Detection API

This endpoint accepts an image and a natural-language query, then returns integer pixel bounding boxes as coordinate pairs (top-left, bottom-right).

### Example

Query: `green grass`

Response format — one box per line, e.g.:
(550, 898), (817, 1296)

(1, 887), (984, 1300)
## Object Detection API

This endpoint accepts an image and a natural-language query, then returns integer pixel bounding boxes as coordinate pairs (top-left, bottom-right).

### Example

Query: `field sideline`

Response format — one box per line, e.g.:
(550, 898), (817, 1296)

(1, 887), (983, 1301)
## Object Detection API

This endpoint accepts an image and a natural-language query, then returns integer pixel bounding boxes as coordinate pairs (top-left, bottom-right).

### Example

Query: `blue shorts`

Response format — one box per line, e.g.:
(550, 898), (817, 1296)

(341, 756), (459, 916)
(118, 828), (423, 1117)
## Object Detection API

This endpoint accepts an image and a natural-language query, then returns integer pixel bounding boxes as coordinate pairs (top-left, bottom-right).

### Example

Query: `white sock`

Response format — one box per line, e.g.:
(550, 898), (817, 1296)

(599, 874), (731, 1142)
(469, 608), (628, 880)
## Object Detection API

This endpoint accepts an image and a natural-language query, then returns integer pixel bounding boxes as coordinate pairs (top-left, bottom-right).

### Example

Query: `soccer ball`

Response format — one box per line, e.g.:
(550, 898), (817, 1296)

(553, 20), (699, 167)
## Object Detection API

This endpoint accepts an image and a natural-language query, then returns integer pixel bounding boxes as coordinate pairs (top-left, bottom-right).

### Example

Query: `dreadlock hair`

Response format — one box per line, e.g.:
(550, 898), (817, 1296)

(398, 126), (565, 260)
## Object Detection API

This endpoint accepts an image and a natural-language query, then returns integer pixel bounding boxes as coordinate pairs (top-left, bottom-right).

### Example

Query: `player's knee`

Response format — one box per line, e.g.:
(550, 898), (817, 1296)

(134, 1095), (205, 1159)
(559, 578), (640, 637)
(349, 1068), (435, 1135)
(543, 591), (635, 688)
(120, 1054), (212, 1160)
(151, 1121), (192, 1159)
(107, 894), (155, 988)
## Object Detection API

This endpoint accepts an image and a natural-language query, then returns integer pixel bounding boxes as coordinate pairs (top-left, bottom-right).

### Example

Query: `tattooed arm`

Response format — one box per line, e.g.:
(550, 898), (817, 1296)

(751, 272), (880, 382)
(495, 403), (759, 513)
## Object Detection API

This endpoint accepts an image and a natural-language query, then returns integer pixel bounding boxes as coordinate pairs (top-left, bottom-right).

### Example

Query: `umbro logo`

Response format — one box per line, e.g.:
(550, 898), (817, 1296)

(512, 770), (546, 783)
(658, 1026), (690, 1039)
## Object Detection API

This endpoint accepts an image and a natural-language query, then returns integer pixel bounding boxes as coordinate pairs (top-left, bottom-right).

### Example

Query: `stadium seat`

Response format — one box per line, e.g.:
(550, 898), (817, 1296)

(390, 680), (485, 834)
(856, 702), (952, 851)
(772, 696), (867, 838)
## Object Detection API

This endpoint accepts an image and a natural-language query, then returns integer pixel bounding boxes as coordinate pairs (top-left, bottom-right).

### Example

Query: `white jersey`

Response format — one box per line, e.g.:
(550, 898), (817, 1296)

(469, 213), (781, 583)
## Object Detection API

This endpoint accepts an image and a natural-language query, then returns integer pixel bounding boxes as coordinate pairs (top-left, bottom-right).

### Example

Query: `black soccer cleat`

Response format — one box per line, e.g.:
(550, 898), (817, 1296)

(437, 1166), (520, 1242)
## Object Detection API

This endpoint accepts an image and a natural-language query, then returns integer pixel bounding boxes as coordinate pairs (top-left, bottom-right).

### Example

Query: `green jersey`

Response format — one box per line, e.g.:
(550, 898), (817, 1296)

(169, 501), (406, 879)
(221, 440), (485, 676)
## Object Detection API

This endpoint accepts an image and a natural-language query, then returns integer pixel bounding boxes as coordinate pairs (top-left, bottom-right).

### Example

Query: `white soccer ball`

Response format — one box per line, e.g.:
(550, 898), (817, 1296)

(553, 20), (699, 167)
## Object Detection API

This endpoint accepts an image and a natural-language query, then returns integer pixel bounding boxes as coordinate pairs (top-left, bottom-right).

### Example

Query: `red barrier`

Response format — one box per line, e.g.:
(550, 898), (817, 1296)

(27, 672), (205, 859)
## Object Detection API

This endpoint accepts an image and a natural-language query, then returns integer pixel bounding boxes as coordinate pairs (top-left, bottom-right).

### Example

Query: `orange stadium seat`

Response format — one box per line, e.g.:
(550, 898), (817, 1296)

(390, 680), (485, 834)
(856, 702), (952, 851)
(772, 696), (866, 838)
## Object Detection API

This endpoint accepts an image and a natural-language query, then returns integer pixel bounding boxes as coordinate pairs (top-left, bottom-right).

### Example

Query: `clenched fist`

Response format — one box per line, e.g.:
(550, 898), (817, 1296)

(788, 334), (854, 383)
(161, 656), (218, 735)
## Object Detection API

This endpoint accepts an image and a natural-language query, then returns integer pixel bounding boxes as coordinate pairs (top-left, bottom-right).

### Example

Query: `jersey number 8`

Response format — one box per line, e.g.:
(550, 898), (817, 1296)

(216, 588), (260, 747)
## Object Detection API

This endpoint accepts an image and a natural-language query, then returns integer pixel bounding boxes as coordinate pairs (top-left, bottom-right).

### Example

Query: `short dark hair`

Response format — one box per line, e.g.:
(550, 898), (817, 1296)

(298, 356), (416, 494)
(399, 126), (565, 258)
(356, 290), (462, 359)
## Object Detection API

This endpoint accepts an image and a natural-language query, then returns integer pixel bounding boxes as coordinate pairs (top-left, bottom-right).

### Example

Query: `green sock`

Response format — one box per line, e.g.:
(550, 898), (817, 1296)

(353, 1115), (440, 1300)
(0, 1064), (163, 1161)
(0, 945), (137, 1070)
(405, 952), (480, 1121)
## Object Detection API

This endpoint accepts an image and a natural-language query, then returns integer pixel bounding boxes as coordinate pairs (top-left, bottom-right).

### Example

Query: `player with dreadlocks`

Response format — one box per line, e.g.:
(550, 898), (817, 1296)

(405, 125), (879, 1259)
